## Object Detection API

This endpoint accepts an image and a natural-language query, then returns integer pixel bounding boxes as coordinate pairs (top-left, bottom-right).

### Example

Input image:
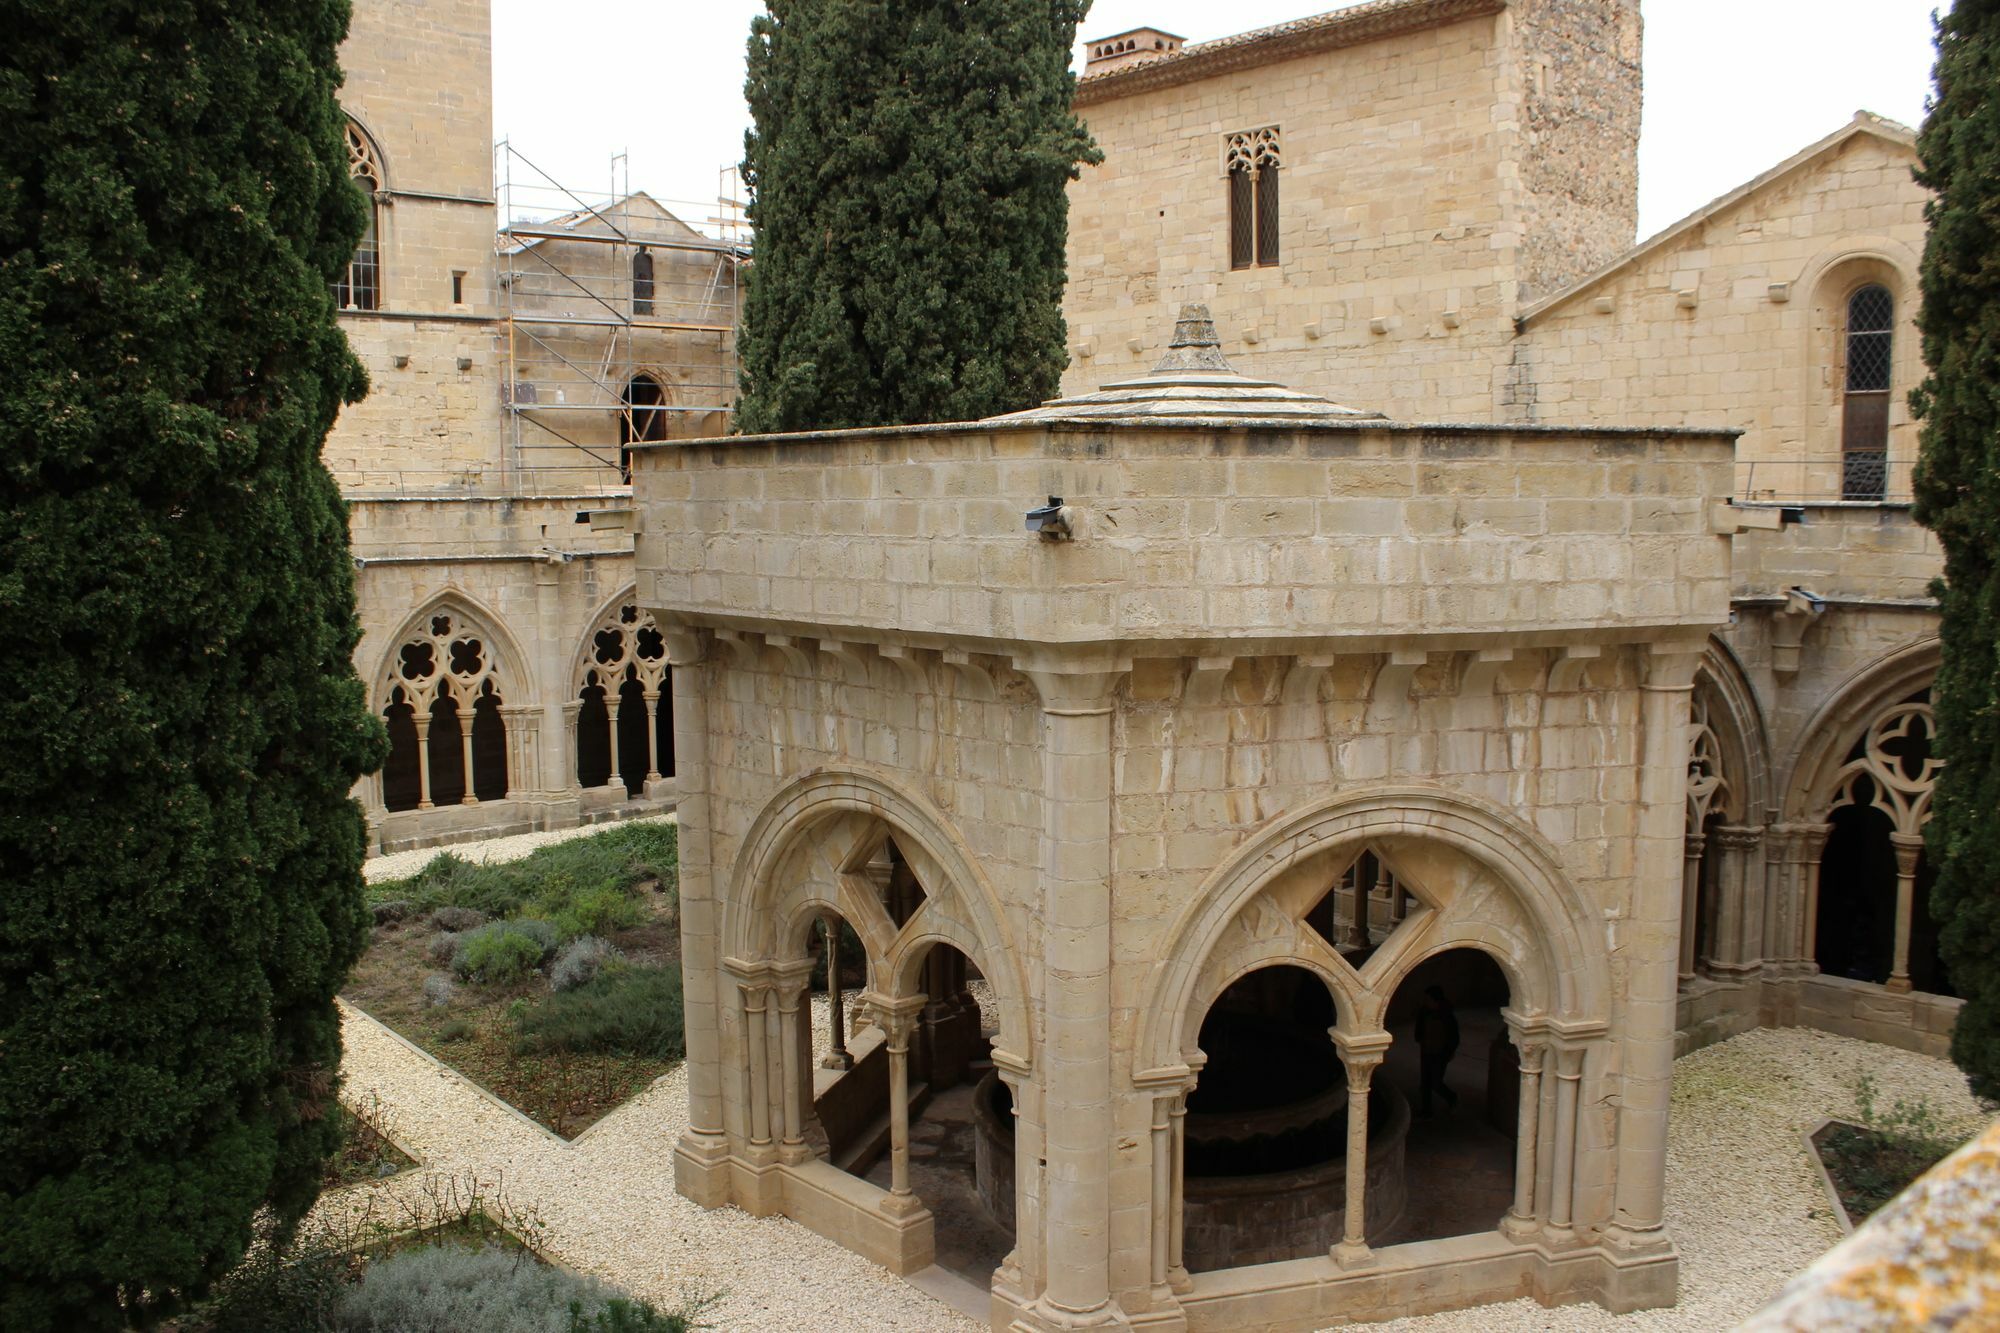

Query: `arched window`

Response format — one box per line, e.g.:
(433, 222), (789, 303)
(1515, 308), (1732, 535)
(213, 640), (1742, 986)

(618, 373), (670, 482)
(1818, 690), (1947, 994)
(1841, 284), (1893, 500)
(380, 610), (509, 812)
(632, 247), (655, 318)
(575, 600), (673, 797)
(1226, 127), (1281, 271)
(335, 121), (383, 311)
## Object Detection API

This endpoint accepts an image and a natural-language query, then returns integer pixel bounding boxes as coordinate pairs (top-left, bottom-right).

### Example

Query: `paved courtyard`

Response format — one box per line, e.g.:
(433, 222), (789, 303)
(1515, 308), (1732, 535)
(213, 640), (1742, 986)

(336, 833), (1992, 1332)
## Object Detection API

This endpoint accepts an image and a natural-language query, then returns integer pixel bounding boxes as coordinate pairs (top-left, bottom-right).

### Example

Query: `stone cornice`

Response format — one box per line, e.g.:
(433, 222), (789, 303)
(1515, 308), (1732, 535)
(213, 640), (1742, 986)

(1074, 0), (1507, 109)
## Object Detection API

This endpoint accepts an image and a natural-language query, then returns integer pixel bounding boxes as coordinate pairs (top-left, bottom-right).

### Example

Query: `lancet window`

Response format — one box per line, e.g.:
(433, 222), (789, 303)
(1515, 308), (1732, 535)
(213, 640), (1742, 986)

(380, 611), (509, 812)
(1841, 284), (1893, 499)
(575, 601), (674, 797)
(1226, 127), (1280, 270)
(335, 121), (383, 312)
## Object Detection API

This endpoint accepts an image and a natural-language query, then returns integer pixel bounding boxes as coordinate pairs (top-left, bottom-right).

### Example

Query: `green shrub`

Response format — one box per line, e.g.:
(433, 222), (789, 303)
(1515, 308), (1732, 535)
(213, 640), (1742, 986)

(336, 1242), (643, 1333)
(451, 921), (558, 985)
(437, 1019), (473, 1043)
(540, 884), (650, 942)
(570, 1295), (714, 1332)
(371, 823), (679, 931)
(515, 965), (686, 1060)
(200, 1235), (352, 1333)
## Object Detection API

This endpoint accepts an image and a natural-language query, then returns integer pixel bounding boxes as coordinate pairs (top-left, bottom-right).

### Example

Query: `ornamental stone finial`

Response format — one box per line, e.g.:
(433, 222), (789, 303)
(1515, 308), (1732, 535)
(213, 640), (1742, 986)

(1152, 302), (1235, 374)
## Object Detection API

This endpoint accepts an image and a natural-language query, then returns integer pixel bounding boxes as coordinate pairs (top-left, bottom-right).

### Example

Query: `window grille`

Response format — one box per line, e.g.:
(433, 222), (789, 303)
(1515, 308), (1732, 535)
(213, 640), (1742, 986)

(1225, 127), (1281, 270)
(335, 122), (383, 311)
(1841, 284), (1892, 500)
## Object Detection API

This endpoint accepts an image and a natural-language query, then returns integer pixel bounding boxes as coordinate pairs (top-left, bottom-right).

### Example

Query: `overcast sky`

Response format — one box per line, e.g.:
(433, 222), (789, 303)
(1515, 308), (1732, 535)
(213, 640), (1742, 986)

(490, 0), (1939, 238)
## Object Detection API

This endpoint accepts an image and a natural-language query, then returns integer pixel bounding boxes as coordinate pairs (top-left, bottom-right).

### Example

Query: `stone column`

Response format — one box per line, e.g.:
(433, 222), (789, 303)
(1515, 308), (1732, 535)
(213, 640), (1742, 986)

(1332, 1030), (1391, 1268)
(1545, 1042), (1587, 1244)
(1888, 832), (1925, 993)
(1500, 1013), (1547, 1242)
(413, 712), (434, 809)
(534, 561), (572, 797)
(1168, 1055), (1199, 1294)
(642, 687), (663, 783)
(667, 629), (730, 1195)
(457, 703), (478, 804)
(869, 994), (927, 1219)
(773, 961), (814, 1165)
(1798, 823), (1832, 971)
(1760, 825), (1797, 975)
(740, 977), (774, 1159)
(500, 704), (536, 800)
(1021, 668), (1124, 1328)
(1712, 825), (1766, 975)
(820, 913), (853, 1071)
(1608, 643), (1701, 1252)
(1135, 1071), (1194, 1300)
(1343, 863), (1370, 949)
(1678, 831), (1706, 982)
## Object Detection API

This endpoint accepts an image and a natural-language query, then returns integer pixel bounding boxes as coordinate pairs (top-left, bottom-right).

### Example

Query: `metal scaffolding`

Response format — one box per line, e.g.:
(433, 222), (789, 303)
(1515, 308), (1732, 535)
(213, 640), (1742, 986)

(496, 141), (745, 479)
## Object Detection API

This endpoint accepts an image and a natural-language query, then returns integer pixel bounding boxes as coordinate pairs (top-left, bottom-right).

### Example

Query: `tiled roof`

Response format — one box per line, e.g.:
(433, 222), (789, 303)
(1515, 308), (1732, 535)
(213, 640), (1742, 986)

(1074, 0), (1507, 107)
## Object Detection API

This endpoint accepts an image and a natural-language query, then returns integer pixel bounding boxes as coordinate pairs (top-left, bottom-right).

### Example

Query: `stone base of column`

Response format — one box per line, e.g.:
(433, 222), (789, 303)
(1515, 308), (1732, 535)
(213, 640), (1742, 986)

(1885, 976), (1913, 994)
(643, 775), (679, 803)
(672, 1133), (732, 1209)
(1331, 1240), (1376, 1270)
(1532, 1235), (1680, 1314)
(881, 1191), (926, 1220)
(1498, 1213), (1541, 1244)
(1600, 1221), (1674, 1256)
(1005, 1295), (1132, 1331)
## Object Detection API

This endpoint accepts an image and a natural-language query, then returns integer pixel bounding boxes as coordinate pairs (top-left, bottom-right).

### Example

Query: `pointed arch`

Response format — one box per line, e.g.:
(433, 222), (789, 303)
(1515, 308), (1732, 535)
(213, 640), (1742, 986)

(724, 767), (1033, 1067)
(1693, 635), (1773, 825)
(1782, 635), (1941, 821)
(1136, 785), (1608, 1077)
(372, 593), (532, 814)
(571, 585), (672, 796)
(336, 117), (385, 311)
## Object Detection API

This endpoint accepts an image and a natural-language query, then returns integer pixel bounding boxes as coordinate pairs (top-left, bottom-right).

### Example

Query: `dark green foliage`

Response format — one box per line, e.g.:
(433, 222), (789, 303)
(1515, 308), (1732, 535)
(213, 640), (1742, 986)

(0, 0), (383, 1326)
(1911, 0), (2000, 1104)
(736, 0), (1101, 432)
(374, 822), (679, 926)
(513, 964), (687, 1061)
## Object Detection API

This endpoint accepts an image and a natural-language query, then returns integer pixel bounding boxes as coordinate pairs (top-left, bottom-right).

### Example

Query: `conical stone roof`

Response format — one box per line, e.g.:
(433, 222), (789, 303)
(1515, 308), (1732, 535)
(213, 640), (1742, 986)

(986, 303), (1384, 424)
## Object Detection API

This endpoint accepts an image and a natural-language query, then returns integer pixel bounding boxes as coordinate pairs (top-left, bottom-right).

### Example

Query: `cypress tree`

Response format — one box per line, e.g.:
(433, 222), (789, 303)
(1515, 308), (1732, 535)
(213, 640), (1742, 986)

(0, 1), (384, 1325)
(737, 0), (1101, 433)
(1912, 0), (2000, 1102)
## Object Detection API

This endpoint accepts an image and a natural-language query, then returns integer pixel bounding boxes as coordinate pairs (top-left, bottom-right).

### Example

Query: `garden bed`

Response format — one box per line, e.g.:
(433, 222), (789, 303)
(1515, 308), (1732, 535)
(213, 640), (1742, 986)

(323, 1094), (418, 1189)
(1808, 1073), (1971, 1227)
(344, 823), (686, 1138)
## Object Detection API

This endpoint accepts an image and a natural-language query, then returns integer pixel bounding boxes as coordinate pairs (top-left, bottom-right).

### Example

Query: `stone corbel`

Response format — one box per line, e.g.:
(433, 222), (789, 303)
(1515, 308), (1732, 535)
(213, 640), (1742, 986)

(1127, 656), (1190, 705)
(761, 633), (818, 678)
(1457, 646), (1516, 697)
(661, 623), (707, 669)
(1366, 648), (1431, 722)
(875, 642), (931, 694)
(821, 638), (878, 688)
(1771, 588), (1827, 681)
(1547, 644), (1602, 692)
(1278, 652), (1340, 705)
(938, 648), (1000, 700)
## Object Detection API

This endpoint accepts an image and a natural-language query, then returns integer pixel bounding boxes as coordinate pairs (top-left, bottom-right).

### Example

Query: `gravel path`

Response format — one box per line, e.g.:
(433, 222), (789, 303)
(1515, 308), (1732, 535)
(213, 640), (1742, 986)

(335, 825), (1993, 1331)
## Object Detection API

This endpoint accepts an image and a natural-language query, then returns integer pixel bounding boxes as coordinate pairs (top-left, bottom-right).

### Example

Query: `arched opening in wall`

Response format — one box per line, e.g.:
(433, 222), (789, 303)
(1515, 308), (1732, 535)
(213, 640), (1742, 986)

(381, 690), (422, 811)
(575, 601), (674, 797)
(378, 611), (512, 813)
(426, 693), (467, 806)
(1814, 689), (1950, 995)
(1691, 810), (1724, 972)
(1381, 948), (1516, 1243)
(854, 938), (1011, 1288)
(618, 374), (670, 483)
(1179, 964), (1405, 1271)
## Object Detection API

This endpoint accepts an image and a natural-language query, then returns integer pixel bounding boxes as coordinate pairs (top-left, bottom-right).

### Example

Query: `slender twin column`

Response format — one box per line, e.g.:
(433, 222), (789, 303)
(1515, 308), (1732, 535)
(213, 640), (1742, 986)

(1544, 1042), (1588, 1242)
(1500, 1012), (1548, 1241)
(1709, 825), (1767, 974)
(819, 913), (853, 1071)
(413, 713), (435, 809)
(739, 976), (774, 1158)
(772, 960), (814, 1165)
(1678, 831), (1707, 982)
(1332, 1030), (1390, 1268)
(868, 993), (928, 1218)
(1887, 832), (1925, 992)
(457, 700), (478, 805)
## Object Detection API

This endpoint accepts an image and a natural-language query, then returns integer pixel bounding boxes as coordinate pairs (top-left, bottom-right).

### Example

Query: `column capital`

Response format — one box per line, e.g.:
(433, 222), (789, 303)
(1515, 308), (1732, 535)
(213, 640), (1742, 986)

(769, 957), (816, 1006)
(1332, 1027), (1392, 1078)
(662, 624), (706, 668)
(861, 991), (927, 1048)
(1713, 823), (1765, 852)
(1021, 663), (1126, 717)
(1640, 640), (1706, 691)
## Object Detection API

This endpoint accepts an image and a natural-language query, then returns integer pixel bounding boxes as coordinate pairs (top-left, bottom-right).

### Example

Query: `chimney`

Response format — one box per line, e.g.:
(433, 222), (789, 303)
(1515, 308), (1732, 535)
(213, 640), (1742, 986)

(1083, 27), (1186, 73)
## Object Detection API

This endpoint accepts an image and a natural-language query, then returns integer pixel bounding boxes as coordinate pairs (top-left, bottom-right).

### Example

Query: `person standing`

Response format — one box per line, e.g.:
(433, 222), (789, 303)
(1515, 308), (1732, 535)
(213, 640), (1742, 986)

(1414, 985), (1461, 1117)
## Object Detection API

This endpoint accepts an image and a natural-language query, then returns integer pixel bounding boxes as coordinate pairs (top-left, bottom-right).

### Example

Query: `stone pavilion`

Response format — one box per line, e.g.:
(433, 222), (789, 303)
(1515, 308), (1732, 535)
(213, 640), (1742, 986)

(630, 307), (1741, 1330)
